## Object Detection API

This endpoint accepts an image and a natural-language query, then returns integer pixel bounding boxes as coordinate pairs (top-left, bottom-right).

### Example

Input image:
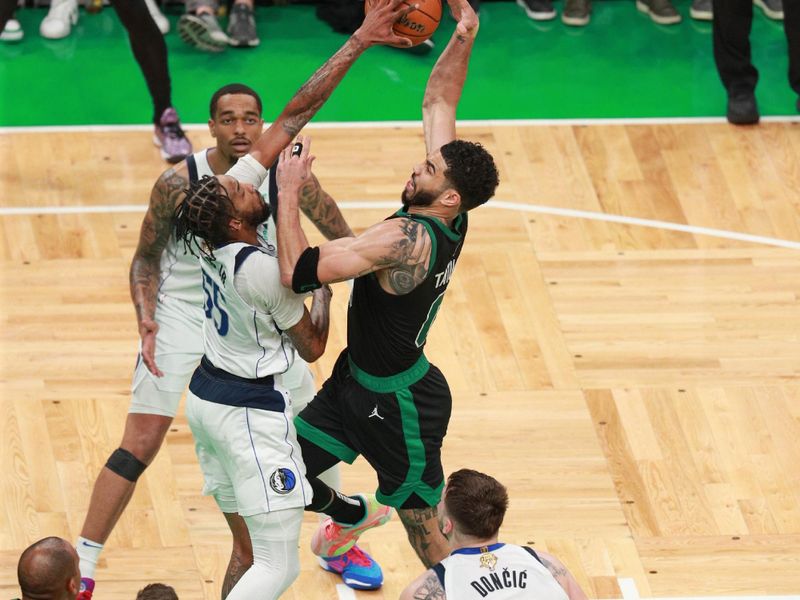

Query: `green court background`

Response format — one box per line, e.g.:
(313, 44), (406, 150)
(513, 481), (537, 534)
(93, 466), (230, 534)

(0, 0), (795, 125)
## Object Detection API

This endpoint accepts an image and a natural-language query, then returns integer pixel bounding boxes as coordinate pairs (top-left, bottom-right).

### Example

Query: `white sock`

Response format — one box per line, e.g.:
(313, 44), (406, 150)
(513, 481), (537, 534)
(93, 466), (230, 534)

(75, 536), (104, 580)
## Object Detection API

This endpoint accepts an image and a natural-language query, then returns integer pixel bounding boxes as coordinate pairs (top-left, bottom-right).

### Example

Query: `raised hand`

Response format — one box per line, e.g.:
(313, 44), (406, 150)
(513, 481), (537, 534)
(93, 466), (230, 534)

(139, 318), (163, 377)
(278, 135), (317, 199)
(357, 0), (416, 48)
(447, 0), (479, 37)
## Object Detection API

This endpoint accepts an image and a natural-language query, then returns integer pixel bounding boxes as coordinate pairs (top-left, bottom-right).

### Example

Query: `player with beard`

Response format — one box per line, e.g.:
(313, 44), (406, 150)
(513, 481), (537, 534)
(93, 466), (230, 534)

(273, 0), (500, 572)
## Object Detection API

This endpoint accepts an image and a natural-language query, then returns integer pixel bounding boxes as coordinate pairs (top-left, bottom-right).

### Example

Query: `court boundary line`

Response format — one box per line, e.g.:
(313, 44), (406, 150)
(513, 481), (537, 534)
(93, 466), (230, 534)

(616, 578), (800, 600)
(0, 115), (797, 134)
(2, 200), (799, 250)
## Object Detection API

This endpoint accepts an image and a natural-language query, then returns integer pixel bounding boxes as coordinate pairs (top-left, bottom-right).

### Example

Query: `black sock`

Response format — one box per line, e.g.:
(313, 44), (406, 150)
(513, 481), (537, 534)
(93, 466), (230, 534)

(306, 477), (366, 525)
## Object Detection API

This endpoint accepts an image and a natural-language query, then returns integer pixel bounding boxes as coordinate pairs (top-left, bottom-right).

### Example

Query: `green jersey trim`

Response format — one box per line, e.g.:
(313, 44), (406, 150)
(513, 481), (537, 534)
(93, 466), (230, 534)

(348, 353), (430, 394)
(395, 209), (464, 242)
(374, 388), (444, 508)
(295, 416), (359, 464)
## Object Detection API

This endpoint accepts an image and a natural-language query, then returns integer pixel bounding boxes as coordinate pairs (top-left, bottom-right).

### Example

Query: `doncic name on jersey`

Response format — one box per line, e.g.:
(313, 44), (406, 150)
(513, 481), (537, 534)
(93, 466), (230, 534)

(269, 468), (296, 494)
(470, 567), (529, 597)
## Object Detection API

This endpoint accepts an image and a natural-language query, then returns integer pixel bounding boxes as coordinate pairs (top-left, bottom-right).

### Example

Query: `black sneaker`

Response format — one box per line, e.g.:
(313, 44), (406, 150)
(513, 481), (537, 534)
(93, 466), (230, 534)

(689, 0), (712, 20)
(227, 2), (260, 47)
(178, 12), (229, 51)
(516, 0), (556, 21)
(753, 0), (783, 20)
(727, 92), (759, 125)
(562, 0), (591, 25)
(636, 0), (682, 24)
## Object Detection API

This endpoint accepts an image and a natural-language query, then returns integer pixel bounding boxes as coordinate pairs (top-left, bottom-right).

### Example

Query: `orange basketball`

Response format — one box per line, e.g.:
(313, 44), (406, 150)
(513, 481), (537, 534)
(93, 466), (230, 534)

(365, 0), (442, 47)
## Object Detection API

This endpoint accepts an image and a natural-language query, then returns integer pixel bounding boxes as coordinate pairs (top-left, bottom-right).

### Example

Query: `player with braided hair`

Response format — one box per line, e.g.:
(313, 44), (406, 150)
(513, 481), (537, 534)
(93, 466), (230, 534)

(76, 1), (417, 594)
(173, 174), (241, 260)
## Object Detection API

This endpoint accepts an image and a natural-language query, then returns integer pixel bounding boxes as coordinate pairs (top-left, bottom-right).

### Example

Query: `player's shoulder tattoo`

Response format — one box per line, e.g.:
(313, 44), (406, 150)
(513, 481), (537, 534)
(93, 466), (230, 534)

(413, 571), (446, 600)
(137, 167), (189, 255)
(382, 217), (432, 295)
(154, 167), (189, 212)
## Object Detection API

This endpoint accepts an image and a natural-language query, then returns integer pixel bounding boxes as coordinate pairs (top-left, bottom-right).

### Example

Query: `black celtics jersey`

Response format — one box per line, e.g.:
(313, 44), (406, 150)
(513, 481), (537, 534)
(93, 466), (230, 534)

(346, 209), (468, 377)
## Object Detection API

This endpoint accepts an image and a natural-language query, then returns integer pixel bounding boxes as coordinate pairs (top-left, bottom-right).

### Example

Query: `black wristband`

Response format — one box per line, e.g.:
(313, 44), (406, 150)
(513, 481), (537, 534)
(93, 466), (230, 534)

(292, 246), (322, 293)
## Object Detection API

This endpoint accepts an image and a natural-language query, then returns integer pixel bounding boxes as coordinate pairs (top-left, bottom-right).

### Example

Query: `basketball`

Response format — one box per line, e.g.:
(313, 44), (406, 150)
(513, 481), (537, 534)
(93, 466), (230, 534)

(365, 0), (442, 47)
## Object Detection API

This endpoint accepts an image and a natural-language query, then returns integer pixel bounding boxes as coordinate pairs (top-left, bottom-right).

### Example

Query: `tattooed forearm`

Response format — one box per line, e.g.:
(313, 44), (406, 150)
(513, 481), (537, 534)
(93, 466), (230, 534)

(399, 506), (449, 568)
(413, 572), (447, 600)
(298, 175), (353, 240)
(130, 168), (188, 323)
(280, 37), (367, 138)
(542, 558), (568, 579)
(221, 550), (252, 599)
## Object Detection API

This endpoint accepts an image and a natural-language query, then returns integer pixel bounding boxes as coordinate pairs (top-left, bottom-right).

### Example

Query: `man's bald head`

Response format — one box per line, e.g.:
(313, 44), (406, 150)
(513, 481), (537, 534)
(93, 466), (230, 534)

(17, 537), (80, 600)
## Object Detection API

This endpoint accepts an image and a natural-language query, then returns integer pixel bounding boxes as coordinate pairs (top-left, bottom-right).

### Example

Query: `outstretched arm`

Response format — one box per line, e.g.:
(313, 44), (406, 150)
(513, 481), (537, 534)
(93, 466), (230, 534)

(422, 0), (479, 153)
(276, 138), (431, 293)
(299, 173), (354, 240)
(245, 0), (413, 171)
(129, 166), (189, 377)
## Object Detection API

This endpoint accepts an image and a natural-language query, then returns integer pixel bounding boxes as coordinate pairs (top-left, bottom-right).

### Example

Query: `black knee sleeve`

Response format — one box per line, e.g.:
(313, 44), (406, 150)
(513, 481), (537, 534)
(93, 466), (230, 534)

(105, 448), (147, 482)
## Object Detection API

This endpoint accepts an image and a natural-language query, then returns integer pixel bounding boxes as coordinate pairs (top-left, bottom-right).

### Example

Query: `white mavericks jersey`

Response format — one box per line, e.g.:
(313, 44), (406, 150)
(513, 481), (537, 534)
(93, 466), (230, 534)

(434, 543), (568, 600)
(200, 241), (305, 379)
(157, 149), (274, 307)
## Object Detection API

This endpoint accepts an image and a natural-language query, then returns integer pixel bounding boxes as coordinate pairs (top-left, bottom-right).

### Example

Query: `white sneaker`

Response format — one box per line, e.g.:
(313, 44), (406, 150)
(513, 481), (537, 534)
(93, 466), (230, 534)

(40, 0), (79, 40)
(1, 18), (24, 42)
(144, 0), (170, 35)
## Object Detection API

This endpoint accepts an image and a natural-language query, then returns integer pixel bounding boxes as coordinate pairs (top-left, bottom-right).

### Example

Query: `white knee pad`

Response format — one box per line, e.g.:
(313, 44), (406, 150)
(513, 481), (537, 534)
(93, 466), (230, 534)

(225, 509), (303, 600)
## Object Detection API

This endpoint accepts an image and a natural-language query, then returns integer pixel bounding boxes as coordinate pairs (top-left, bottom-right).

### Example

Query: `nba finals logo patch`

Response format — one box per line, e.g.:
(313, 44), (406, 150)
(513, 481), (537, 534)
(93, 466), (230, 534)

(269, 468), (296, 494)
(479, 549), (498, 572)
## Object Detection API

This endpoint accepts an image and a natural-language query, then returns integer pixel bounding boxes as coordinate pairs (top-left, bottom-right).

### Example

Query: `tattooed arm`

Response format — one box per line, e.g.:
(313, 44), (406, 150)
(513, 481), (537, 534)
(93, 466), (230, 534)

(422, 0), (479, 153)
(279, 214), (431, 294)
(400, 570), (447, 600)
(298, 172), (354, 240)
(276, 137), (431, 294)
(129, 166), (189, 377)
(244, 0), (413, 172)
(398, 506), (450, 568)
(537, 551), (589, 600)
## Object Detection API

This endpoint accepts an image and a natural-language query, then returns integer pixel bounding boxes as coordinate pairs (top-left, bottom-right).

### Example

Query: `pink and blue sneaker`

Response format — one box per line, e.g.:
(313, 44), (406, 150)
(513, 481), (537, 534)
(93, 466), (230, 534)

(319, 545), (384, 590)
(77, 577), (94, 599)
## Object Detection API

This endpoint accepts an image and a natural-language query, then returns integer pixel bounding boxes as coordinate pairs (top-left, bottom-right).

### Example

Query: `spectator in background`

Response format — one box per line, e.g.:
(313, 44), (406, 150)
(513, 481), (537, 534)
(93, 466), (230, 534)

(0, 0), (21, 41)
(39, 0), (168, 39)
(636, 0), (681, 25)
(136, 583), (179, 600)
(178, 0), (259, 51)
(16, 537), (81, 600)
(516, 0), (557, 22)
(690, 0), (712, 21)
(0, 0), (192, 163)
(713, 0), (798, 124)
(692, 0), (784, 21)
(111, 0), (193, 162)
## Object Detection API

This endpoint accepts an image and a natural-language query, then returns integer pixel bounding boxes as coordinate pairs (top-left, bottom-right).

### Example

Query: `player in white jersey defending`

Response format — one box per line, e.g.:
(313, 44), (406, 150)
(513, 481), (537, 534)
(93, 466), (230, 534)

(74, 84), (355, 597)
(73, 1), (419, 588)
(173, 175), (331, 598)
(401, 469), (588, 600)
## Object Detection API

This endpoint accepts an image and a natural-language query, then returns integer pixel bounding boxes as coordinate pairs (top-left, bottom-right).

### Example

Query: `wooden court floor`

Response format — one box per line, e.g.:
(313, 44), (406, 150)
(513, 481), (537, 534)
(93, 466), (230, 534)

(1, 122), (799, 599)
